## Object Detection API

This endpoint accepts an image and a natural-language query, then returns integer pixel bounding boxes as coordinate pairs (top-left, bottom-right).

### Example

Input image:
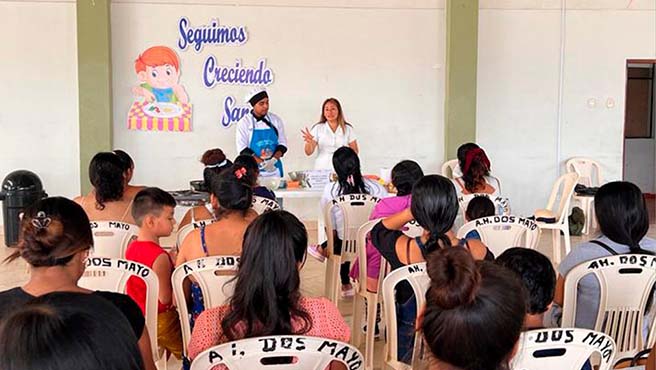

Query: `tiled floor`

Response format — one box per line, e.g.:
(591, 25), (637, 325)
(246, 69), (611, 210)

(1, 198), (655, 369)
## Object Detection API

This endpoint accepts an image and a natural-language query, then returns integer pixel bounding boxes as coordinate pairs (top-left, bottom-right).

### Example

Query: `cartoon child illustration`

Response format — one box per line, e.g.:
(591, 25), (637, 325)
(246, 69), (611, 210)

(132, 46), (189, 104)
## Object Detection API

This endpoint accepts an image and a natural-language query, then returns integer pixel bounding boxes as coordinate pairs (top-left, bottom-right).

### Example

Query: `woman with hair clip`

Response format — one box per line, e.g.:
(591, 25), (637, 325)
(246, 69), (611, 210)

(113, 149), (146, 200)
(0, 292), (144, 370)
(179, 148), (233, 229)
(301, 98), (359, 170)
(554, 181), (656, 329)
(177, 164), (257, 264)
(74, 152), (137, 225)
(452, 142), (501, 195)
(422, 247), (526, 370)
(233, 154), (276, 200)
(308, 147), (387, 298)
(0, 197), (156, 370)
(187, 210), (350, 361)
(371, 174), (493, 363)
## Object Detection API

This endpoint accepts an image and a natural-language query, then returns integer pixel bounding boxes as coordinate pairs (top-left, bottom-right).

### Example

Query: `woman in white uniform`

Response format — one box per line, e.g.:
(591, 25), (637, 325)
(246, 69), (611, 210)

(236, 88), (288, 178)
(301, 98), (358, 169)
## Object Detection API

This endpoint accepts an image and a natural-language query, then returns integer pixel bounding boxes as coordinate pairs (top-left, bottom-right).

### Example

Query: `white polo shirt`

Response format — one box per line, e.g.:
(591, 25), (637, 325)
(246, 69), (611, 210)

(310, 123), (357, 170)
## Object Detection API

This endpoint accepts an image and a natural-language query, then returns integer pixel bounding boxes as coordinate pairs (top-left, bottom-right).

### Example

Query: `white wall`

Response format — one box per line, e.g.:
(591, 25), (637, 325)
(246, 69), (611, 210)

(478, 0), (656, 216)
(111, 0), (444, 220)
(0, 1), (79, 229)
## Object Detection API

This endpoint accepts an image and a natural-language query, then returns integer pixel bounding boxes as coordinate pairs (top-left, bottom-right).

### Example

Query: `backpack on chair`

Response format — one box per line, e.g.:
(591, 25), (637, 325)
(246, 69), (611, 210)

(568, 207), (585, 236)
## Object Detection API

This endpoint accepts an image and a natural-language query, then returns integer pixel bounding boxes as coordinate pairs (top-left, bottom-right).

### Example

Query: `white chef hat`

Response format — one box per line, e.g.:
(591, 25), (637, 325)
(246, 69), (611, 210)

(245, 87), (268, 106)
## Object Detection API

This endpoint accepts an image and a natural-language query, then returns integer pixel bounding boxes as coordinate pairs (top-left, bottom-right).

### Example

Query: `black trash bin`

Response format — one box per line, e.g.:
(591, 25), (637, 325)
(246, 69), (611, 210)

(0, 170), (47, 246)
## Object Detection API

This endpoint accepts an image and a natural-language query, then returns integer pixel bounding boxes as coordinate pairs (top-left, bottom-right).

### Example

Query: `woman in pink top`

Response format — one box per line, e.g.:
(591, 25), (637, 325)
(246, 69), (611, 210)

(350, 160), (424, 293)
(188, 210), (350, 360)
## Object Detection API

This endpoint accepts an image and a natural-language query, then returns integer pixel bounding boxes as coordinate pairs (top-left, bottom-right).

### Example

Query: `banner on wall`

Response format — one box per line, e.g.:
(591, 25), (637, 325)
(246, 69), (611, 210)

(127, 46), (193, 132)
(177, 17), (276, 129)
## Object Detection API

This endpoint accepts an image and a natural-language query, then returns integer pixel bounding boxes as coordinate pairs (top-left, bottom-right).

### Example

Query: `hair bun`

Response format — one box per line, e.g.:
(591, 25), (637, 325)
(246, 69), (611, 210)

(201, 148), (227, 166)
(426, 247), (480, 309)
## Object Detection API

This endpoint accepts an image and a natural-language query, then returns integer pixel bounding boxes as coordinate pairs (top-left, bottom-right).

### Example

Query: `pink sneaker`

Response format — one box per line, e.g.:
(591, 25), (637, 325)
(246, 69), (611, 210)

(307, 244), (326, 263)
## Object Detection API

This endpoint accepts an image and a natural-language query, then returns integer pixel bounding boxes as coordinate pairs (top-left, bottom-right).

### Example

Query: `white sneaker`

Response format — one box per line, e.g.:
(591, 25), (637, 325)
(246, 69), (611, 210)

(340, 284), (355, 299)
(307, 244), (326, 263)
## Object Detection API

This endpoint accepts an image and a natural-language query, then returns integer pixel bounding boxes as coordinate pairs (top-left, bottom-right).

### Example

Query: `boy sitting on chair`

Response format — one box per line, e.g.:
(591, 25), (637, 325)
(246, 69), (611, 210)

(126, 187), (183, 359)
(496, 247), (556, 330)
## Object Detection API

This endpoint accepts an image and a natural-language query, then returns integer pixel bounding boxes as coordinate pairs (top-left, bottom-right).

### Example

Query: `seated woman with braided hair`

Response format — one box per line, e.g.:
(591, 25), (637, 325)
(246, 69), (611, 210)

(452, 142), (501, 196)
(371, 174), (493, 363)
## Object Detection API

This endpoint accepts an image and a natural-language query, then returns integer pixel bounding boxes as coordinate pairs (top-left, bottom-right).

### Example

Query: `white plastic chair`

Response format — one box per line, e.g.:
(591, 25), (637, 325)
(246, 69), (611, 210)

(324, 194), (381, 304)
(79, 257), (160, 360)
(562, 254), (656, 364)
(441, 159), (461, 179)
(352, 219), (382, 370)
(171, 256), (240, 358)
(89, 221), (139, 259)
(190, 335), (364, 370)
(512, 328), (616, 370)
(534, 172), (579, 264)
(566, 158), (604, 235)
(456, 215), (541, 257)
(458, 193), (511, 219)
(175, 219), (215, 250)
(251, 195), (281, 215)
(381, 263), (430, 370)
(403, 220), (424, 238)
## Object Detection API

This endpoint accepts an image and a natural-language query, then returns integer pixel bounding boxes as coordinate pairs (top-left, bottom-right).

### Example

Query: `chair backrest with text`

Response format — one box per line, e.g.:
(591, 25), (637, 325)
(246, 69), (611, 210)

(172, 256), (240, 357)
(323, 194), (380, 303)
(175, 219), (216, 249)
(251, 195), (281, 215)
(190, 335), (364, 370)
(458, 193), (511, 219)
(89, 221), (139, 259)
(513, 328), (615, 370)
(79, 257), (159, 359)
(456, 215), (540, 256)
(562, 254), (656, 363)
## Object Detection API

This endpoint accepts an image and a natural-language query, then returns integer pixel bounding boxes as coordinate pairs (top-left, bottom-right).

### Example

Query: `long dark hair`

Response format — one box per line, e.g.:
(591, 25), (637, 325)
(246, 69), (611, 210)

(410, 175), (459, 254)
(457, 143), (491, 193)
(6, 197), (93, 267)
(391, 160), (424, 196)
(423, 248), (525, 370)
(221, 211), (312, 341)
(209, 165), (253, 219)
(333, 147), (368, 195)
(0, 292), (143, 370)
(89, 152), (125, 210)
(595, 181), (652, 254)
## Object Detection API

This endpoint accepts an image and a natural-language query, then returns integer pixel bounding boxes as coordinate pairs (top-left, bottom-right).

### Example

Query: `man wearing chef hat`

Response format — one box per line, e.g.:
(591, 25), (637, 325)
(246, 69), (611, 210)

(235, 88), (288, 178)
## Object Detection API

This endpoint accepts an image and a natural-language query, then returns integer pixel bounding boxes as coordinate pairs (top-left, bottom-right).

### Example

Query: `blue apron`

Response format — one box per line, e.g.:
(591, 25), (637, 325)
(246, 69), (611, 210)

(249, 126), (283, 177)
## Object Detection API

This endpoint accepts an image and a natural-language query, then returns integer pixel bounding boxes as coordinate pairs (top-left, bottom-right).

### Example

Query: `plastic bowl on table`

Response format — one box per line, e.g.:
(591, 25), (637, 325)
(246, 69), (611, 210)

(259, 176), (281, 191)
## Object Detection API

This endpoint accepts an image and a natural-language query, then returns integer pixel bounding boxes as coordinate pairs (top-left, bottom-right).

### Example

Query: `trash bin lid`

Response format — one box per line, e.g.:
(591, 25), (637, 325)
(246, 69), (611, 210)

(1, 170), (44, 194)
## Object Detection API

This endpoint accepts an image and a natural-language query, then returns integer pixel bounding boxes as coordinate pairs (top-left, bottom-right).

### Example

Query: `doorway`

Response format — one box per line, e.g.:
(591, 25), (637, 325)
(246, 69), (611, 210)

(624, 60), (656, 196)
